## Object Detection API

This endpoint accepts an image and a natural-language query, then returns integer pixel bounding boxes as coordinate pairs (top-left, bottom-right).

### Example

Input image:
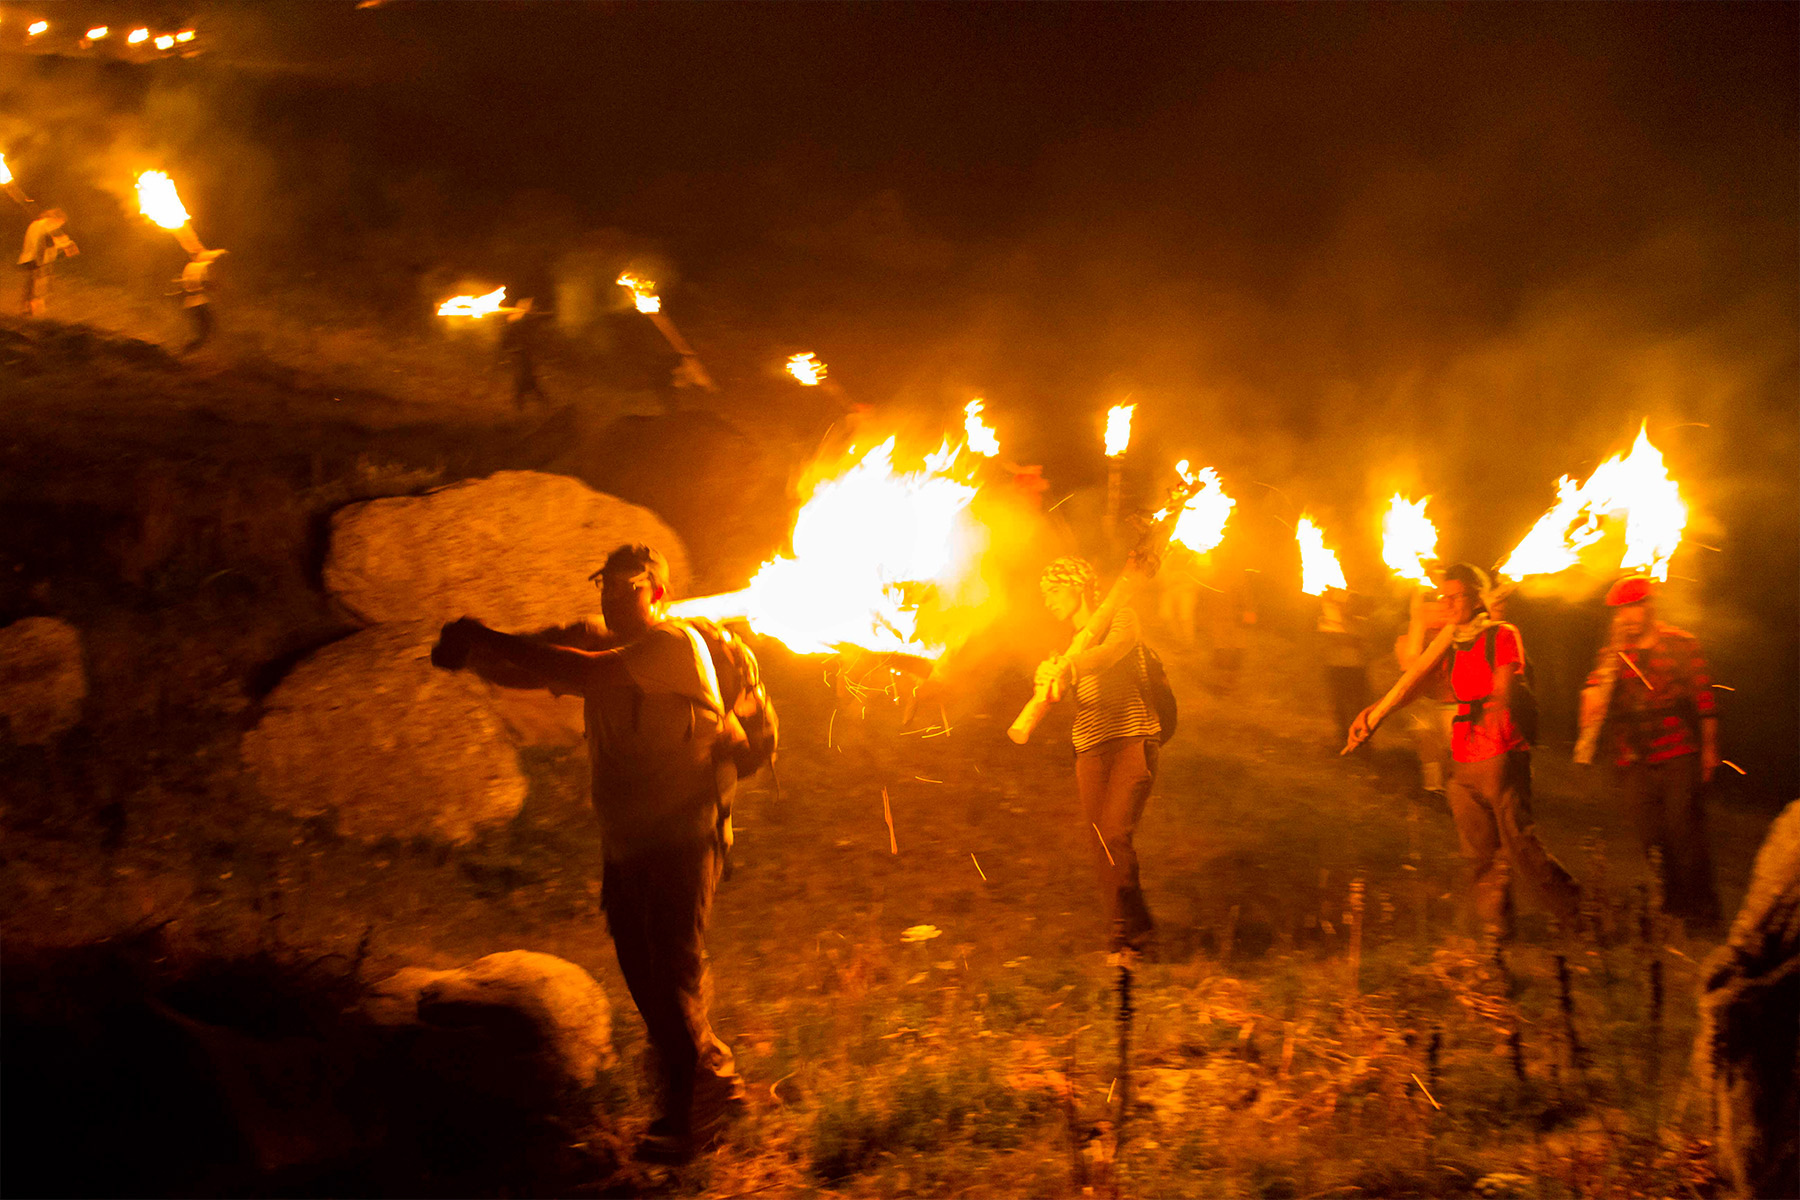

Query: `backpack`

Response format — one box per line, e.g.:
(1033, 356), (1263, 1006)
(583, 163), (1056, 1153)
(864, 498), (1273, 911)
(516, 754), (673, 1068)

(1140, 643), (1179, 745)
(1451, 623), (1538, 746)
(680, 617), (779, 778)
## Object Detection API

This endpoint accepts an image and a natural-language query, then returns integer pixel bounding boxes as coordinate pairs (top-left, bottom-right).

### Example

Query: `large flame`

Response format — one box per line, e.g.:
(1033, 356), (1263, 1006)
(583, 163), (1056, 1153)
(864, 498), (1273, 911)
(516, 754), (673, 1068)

(1382, 494), (1439, 586)
(616, 272), (661, 314)
(135, 171), (190, 230)
(964, 400), (1000, 458)
(1157, 460), (1236, 554)
(1296, 516), (1348, 596)
(1499, 424), (1686, 582)
(0, 154), (11, 186)
(671, 437), (985, 656)
(436, 286), (508, 318)
(1104, 403), (1135, 458)
(786, 352), (825, 386)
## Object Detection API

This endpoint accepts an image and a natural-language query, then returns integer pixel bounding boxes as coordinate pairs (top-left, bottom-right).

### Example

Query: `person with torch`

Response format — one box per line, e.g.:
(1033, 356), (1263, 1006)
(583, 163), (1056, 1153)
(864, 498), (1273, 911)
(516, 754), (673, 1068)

(16, 207), (78, 317)
(1345, 563), (1582, 940)
(1575, 575), (1722, 929)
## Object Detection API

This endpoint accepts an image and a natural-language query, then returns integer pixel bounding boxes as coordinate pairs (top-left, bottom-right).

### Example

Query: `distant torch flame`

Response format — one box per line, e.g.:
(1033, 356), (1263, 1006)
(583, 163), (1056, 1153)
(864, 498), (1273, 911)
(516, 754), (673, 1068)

(1382, 494), (1439, 586)
(786, 352), (825, 386)
(436, 286), (508, 318)
(1156, 460), (1236, 554)
(1499, 424), (1686, 582)
(616, 272), (661, 314)
(87, 26), (109, 40)
(28, 21), (48, 36)
(672, 437), (983, 656)
(128, 28), (150, 44)
(964, 400), (1000, 458)
(0, 155), (11, 187)
(1104, 403), (1135, 458)
(1296, 516), (1348, 596)
(135, 171), (190, 230)
(176, 30), (196, 43)
(154, 34), (174, 50)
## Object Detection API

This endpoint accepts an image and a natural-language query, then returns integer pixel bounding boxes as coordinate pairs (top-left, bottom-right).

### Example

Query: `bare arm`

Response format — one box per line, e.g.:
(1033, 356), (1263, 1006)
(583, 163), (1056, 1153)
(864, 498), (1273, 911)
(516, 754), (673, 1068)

(1068, 606), (1141, 675)
(1345, 623), (1455, 753)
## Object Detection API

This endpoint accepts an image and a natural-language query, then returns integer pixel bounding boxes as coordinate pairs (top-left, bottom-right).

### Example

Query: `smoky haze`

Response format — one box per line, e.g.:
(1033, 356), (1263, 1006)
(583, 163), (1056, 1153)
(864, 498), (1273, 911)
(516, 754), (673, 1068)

(2, 2), (1794, 786)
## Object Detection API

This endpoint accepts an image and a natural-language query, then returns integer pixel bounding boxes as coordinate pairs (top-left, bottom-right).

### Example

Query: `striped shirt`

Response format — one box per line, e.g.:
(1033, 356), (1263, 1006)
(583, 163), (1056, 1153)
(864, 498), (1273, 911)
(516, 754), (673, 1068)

(1070, 605), (1161, 754)
(1586, 623), (1714, 765)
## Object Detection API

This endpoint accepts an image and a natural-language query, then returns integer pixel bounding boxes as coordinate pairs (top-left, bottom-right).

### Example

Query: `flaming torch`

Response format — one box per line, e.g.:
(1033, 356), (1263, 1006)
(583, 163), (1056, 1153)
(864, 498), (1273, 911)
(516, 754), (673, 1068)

(136, 170), (205, 255)
(436, 286), (510, 318)
(1382, 493), (1439, 587)
(670, 436), (985, 657)
(964, 399), (1000, 459)
(1104, 402), (1134, 534)
(1498, 423), (1686, 584)
(786, 352), (826, 387)
(0, 153), (30, 207)
(618, 272), (715, 391)
(1296, 516), (1348, 596)
(1157, 460), (1236, 554)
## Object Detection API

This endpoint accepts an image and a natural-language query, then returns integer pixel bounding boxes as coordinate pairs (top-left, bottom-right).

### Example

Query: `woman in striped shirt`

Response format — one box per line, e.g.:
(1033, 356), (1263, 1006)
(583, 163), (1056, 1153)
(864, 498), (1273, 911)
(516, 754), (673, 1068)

(1036, 556), (1163, 958)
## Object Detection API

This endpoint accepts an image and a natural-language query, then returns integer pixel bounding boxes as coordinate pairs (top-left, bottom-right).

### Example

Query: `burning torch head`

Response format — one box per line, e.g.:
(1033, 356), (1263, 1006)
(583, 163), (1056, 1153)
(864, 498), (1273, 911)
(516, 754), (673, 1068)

(591, 544), (671, 635)
(1039, 556), (1099, 621)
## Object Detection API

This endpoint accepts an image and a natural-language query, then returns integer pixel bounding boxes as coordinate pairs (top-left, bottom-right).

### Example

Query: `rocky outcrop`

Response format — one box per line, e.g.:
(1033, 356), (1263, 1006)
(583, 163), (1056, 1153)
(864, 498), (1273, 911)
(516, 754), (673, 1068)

(1697, 800), (1800, 1198)
(0, 616), (87, 745)
(323, 470), (689, 630)
(241, 622), (527, 845)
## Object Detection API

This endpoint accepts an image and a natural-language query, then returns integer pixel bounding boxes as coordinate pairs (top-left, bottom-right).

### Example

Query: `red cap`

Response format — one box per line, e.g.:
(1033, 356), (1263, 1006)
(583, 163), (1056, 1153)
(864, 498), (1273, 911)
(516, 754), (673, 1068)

(1605, 576), (1655, 607)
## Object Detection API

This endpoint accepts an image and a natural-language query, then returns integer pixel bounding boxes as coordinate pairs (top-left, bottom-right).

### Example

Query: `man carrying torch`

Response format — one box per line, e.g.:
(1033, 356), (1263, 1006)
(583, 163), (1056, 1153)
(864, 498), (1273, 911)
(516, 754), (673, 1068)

(1345, 563), (1581, 939)
(16, 207), (78, 317)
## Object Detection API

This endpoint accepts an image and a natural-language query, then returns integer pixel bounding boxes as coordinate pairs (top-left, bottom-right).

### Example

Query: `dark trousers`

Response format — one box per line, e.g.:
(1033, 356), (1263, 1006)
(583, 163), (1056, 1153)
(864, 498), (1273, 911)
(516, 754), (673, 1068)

(1075, 736), (1159, 952)
(1617, 755), (1721, 925)
(1326, 665), (1369, 742)
(1448, 750), (1581, 934)
(183, 302), (213, 352)
(601, 838), (737, 1131)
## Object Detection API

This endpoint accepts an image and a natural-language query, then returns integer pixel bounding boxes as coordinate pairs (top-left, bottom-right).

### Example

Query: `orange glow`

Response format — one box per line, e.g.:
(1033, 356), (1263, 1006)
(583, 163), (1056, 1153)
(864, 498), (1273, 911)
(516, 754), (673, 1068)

(616, 272), (661, 314)
(1500, 424), (1686, 582)
(786, 352), (825, 386)
(672, 437), (986, 656)
(1296, 516), (1347, 596)
(135, 170), (190, 230)
(963, 399), (1000, 458)
(1104, 403), (1134, 458)
(1382, 494), (1439, 586)
(86, 26), (109, 40)
(1156, 460), (1236, 554)
(436, 286), (508, 318)
(127, 28), (150, 44)
(28, 21), (48, 37)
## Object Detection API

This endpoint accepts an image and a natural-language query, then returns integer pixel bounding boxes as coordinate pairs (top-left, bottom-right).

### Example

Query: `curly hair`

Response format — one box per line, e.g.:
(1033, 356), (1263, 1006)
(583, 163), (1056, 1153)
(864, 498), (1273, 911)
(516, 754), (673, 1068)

(1040, 556), (1100, 606)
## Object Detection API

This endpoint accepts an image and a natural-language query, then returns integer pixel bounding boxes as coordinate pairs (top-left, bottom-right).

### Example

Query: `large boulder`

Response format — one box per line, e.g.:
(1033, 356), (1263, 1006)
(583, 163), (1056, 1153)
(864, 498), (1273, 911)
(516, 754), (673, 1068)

(242, 622), (527, 845)
(367, 950), (616, 1101)
(1697, 800), (1800, 1198)
(0, 616), (87, 745)
(324, 470), (689, 631)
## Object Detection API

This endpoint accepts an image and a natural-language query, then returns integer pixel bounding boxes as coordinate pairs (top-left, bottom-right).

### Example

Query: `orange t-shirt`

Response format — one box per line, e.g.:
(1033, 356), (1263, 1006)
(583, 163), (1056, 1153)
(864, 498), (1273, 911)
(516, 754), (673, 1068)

(1446, 624), (1527, 763)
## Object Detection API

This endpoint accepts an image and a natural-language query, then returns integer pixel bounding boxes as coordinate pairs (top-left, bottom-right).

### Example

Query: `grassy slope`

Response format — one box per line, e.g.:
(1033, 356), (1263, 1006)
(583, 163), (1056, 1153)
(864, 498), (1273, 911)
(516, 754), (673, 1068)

(0, 315), (1769, 1198)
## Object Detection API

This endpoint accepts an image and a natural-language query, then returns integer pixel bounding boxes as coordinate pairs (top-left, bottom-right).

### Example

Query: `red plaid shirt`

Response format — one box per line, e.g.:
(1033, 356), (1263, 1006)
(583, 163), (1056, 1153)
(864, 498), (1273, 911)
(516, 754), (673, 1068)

(1587, 623), (1714, 765)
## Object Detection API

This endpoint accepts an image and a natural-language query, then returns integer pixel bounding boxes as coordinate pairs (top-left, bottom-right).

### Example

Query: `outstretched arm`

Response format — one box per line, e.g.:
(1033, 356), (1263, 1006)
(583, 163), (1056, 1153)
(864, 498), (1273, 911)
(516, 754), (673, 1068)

(435, 618), (625, 696)
(1344, 622), (1455, 753)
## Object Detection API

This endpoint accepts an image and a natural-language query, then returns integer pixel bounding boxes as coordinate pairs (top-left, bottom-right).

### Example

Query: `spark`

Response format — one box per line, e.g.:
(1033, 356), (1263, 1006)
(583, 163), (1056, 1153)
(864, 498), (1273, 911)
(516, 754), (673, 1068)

(971, 853), (987, 882)
(1092, 823), (1115, 867)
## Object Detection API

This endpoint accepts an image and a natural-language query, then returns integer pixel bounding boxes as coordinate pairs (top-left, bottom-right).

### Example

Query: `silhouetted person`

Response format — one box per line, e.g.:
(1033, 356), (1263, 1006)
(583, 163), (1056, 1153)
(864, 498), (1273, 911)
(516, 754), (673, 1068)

(174, 249), (226, 353)
(17, 208), (77, 317)
(433, 545), (774, 1162)
(500, 297), (547, 410)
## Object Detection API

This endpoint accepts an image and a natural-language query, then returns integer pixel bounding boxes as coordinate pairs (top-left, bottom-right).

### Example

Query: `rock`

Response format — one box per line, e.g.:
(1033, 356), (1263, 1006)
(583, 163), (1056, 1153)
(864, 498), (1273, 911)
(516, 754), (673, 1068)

(324, 470), (689, 630)
(0, 616), (87, 745)
(1697, 800), (1800, 1198)
(483, 681), (586, 749)
(368, 951), (616, 1096)
(242, 622), (527, 845)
